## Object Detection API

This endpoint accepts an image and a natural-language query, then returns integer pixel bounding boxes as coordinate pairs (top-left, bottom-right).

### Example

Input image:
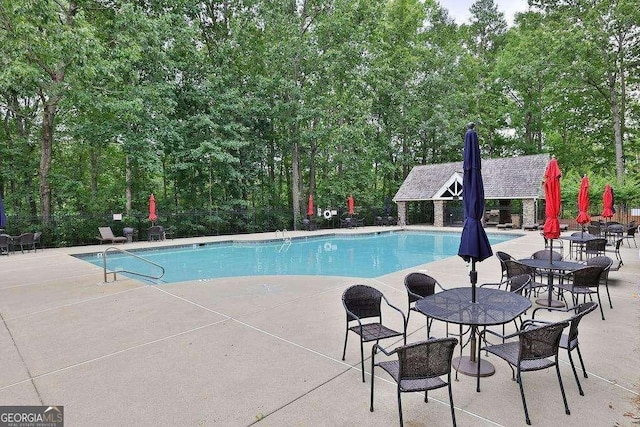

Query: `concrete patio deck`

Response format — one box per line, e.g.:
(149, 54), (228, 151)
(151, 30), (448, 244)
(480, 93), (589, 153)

(0, 226), (638, 426)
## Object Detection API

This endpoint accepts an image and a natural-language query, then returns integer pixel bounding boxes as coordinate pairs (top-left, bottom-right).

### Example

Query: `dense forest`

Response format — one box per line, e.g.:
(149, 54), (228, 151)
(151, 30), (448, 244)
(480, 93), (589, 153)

(0, 0), (638, 245)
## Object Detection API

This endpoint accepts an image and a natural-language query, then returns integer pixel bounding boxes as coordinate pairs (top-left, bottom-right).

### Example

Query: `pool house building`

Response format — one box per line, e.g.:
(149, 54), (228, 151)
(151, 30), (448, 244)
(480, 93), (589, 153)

(393, 154), (550, 228)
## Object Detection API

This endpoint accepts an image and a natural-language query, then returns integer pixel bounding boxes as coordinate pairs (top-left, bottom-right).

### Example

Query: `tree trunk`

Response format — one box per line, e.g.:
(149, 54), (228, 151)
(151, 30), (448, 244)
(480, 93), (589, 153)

(291, 139), (301, 230)
(39, 102), (56, 224)
(610, 87), (624, 185)
(125, 155), (132, 214)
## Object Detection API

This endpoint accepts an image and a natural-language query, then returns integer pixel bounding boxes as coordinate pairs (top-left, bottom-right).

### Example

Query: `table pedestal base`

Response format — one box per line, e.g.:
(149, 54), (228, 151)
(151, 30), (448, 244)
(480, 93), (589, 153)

(452, 356), (495, 377)
(535, 298), (565, 308)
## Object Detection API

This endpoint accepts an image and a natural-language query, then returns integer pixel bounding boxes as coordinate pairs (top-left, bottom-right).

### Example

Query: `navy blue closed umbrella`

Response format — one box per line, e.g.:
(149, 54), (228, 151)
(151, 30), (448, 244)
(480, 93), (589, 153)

(458, 123), (493, 303)
(0, 193), (6, 229)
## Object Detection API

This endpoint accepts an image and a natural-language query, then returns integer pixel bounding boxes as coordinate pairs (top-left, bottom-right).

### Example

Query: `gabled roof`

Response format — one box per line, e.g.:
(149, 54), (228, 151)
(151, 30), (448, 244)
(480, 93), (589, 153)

(393, 154), (549, 202)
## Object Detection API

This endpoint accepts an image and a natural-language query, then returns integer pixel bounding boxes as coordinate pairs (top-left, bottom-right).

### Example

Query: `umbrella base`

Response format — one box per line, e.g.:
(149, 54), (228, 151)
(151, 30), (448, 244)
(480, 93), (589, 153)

(535, 298), (565, 308)
(453, 356), (495, 377)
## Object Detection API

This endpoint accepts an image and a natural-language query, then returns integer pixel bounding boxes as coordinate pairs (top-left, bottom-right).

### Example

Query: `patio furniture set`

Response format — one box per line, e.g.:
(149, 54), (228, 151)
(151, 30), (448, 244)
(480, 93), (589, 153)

(342, 251), (609, 426)
(0, 231), (41, 255)
(96, 225), (174, 244)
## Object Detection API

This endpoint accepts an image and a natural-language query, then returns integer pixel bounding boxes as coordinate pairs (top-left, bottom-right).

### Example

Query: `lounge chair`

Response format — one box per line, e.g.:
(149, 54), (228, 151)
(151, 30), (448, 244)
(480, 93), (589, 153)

(97, 227), (128, 244)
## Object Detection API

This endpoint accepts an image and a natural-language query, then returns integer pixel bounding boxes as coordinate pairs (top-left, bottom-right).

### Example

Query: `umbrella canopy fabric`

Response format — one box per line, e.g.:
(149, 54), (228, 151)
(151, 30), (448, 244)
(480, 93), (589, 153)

(148, 194), (158, 223)
(0, 193), (6, 229)
(307, 194), (314, 217)
(542, 157), (562, 240)
(602, 184), (614, 218)
(458, 126), (493, 264)
(576, 175), (591, 225)
(347, 195), (354, 215)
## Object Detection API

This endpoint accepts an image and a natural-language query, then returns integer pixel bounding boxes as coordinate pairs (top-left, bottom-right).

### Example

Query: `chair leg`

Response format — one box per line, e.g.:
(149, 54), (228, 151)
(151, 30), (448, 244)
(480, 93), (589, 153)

(370, 351), (375, 412)
(342, 327), (349, 361)
(604, 283), (613, 309)
(575, 345), (588, 379)
(360, 340), (366, 382)
(596, 292), (605, 320)
(448, 374), (457, 427)
(516, 369), (531, 425)
(567, 348), (584, 396)
(555, 360), (571, 415)
(397, 387), (403, 427)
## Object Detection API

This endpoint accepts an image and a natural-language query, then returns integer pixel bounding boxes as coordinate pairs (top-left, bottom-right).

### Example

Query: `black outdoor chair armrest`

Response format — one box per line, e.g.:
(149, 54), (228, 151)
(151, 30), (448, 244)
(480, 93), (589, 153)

(343, 308), (365, 331)
(407, 289), (425, 301)
(532, 305), (580, 319)
(381, 295), (407, 326)
(372, 342), (399, 358)
(479, 282), (501, 288)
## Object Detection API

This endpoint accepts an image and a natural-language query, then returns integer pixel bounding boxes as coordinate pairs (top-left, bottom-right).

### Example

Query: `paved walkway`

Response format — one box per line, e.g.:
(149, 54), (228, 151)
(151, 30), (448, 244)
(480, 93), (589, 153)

(0, 226), (638, 426)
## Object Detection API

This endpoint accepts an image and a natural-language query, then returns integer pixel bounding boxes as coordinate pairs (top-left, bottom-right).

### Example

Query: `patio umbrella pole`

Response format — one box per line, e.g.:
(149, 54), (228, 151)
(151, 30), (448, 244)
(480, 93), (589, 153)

(469, 260), (477, 363)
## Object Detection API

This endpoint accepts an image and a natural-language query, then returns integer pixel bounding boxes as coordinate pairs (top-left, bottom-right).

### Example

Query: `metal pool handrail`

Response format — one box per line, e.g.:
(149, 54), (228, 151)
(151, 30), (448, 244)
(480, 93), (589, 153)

(102, 246), (165, 283)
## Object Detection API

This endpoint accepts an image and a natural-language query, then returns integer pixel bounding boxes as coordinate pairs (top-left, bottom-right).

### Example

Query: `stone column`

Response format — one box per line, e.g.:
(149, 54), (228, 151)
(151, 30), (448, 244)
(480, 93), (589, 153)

(397, 202), (407, 226)
(522, 199), (536, 228)
(434, 200), (445, 227)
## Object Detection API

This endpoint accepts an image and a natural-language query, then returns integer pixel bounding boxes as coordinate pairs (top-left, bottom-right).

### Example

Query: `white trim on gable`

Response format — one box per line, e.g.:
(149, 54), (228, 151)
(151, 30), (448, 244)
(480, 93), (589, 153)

(433, 172), (463, 200)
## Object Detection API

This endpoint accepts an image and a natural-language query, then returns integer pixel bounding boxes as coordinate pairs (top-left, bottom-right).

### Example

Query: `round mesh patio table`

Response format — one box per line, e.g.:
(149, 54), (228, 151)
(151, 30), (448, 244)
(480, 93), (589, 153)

(415, 287), (531, 377)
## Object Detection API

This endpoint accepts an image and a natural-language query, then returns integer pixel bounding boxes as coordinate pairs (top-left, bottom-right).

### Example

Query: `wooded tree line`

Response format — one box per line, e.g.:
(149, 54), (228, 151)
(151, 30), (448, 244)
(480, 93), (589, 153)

(0, 0), (638, 239)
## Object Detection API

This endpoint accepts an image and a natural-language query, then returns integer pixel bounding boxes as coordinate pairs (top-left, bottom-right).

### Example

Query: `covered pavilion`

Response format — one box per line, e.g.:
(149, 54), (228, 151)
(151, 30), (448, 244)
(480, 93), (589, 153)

(393, 154), (549, 228)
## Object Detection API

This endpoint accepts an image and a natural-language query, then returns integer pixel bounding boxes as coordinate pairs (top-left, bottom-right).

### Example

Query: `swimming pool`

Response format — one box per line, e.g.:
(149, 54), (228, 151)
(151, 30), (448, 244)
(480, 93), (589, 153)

(76, 231), (518, 283)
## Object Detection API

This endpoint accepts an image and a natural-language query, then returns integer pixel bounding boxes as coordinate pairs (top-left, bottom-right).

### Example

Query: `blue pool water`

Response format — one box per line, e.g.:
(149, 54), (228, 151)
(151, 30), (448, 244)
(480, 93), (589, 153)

(76, 231), (517, 283)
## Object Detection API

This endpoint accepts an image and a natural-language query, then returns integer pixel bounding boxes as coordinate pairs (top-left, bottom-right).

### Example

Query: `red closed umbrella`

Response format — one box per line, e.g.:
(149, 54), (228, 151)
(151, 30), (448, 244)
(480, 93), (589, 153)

(576, 175), (591, 228)
(542, 157), (562, 241)
(307, 194), (314, 217)
(347, 195), (355, 216)
(602, 184), (614, 219)
(148, 194), (158, 223)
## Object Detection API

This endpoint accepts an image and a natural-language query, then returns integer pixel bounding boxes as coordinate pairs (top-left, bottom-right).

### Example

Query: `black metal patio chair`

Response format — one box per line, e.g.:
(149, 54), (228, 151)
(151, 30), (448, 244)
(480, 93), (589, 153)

(342, 284), (406, 382)
(476, 320), (571, 425)
(556, 265), (606, 320)
(404, 272), (446, 335)
(532, 302), (599, 396)
(370, 337), (458, 426)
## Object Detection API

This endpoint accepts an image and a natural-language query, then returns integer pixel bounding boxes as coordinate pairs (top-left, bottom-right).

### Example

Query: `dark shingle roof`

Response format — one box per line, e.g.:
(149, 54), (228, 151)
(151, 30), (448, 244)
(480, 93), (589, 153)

(393, 154), (549, 201)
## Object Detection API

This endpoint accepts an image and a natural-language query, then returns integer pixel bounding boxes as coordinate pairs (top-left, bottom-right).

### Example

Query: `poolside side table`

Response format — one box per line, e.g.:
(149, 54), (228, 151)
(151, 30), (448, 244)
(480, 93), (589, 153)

(415, 287), (531, 378)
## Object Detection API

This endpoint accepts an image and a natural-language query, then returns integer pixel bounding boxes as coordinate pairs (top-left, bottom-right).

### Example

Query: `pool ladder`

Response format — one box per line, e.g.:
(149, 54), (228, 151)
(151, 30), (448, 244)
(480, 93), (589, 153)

(102, 246), (165, 283)
(275, 229), (291, 252)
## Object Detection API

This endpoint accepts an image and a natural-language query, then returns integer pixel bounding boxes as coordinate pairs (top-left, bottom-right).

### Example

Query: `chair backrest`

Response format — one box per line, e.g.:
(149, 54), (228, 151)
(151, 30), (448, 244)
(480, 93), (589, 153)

(565, 302), (598, 344)
(504, 274), (532, 294)
(496, 251), (513, 262)
(570, 265), (603, 287)
(495, 251), (513, 278)
(531, 249), (562, 261)
(405, 272), (440, 303)
(98, 227), (116, 239)
(587, 225), (601, 236)
(586, 256), (613, 284)
(504, 259), (534, 278)
(586, 256), (613, 271)
(19, 232), (35, 243)
(397, 337), (458, 380)
(342, 285), (383, 321)
(585, 238), (607, 253)
(0, 234), (9, 246)
(519, 321), (569, 361)
(148, 225), (164, 234)
(627, 226), (636, 237)
(33, 231), (42, 241)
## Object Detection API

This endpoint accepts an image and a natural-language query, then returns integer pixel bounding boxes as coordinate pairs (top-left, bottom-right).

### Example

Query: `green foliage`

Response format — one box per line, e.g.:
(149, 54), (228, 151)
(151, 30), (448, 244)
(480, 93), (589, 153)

(0, 0), (638, 238)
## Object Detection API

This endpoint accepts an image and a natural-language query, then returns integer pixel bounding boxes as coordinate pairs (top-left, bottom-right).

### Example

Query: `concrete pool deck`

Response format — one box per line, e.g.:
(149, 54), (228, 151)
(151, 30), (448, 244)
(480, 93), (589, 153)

(0, 225), (638, 426)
